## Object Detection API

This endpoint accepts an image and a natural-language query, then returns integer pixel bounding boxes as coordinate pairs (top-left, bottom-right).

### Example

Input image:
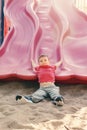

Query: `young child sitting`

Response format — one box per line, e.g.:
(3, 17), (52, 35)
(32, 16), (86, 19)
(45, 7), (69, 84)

(16, 55), (64, 106)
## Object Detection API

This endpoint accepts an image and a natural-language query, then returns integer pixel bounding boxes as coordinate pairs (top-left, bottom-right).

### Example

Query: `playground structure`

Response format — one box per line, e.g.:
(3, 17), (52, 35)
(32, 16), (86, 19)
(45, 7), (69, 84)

(2, 0), (87, 41)
(0, 0), (87, 83)
(0, 0), (4, 44)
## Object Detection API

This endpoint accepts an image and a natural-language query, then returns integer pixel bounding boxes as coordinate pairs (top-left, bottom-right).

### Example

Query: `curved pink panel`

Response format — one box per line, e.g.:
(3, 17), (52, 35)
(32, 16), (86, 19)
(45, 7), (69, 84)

(0, 0), (87, 83)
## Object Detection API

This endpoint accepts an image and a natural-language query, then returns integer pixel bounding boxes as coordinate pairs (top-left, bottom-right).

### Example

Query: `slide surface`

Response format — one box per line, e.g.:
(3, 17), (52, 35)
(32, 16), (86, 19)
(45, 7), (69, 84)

(0, 0), (87, 83)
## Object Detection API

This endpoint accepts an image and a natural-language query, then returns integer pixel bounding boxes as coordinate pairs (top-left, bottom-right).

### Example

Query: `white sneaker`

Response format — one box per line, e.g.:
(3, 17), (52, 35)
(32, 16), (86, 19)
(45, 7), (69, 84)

(16, 95), (33, 103)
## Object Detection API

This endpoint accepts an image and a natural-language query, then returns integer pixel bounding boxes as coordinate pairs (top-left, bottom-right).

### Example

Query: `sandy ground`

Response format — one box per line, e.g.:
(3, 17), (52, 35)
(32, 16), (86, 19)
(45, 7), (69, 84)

(0, 80), (87, 130)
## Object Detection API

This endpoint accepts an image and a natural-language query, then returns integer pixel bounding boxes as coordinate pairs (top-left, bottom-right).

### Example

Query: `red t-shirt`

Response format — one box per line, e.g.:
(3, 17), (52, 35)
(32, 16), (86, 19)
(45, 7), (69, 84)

(35, 65), (56, 83)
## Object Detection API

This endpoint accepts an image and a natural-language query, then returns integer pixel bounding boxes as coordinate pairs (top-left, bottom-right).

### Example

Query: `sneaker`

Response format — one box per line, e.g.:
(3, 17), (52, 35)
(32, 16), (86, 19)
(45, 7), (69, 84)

(53, 96), (64, 106)
(23, 96), (33, 103)
(16, 95), (26, 103)
(16, 95), (22, 101)
(16, 95), (33, 103)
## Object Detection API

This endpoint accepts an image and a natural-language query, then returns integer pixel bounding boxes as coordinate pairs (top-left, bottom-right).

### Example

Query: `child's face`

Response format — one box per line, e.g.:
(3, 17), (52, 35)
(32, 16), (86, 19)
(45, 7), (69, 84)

(39, 56), (50, 66)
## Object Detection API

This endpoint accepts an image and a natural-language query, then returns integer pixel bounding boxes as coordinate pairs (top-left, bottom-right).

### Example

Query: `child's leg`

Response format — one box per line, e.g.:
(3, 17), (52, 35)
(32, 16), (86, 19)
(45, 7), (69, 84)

(31, 88), (47, 103)
(16, 88), (47, 103)
(45, 85), (64, 106)
(45, 85), (61, 99)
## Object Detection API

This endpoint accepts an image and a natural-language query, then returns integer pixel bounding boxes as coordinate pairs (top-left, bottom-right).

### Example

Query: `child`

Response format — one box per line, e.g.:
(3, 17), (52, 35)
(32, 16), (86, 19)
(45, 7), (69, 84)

(16, 55), (64, 106)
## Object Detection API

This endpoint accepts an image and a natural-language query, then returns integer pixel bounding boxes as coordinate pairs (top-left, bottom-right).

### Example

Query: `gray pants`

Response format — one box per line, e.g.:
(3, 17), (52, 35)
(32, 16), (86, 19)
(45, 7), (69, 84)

(30, 84), (61, 103)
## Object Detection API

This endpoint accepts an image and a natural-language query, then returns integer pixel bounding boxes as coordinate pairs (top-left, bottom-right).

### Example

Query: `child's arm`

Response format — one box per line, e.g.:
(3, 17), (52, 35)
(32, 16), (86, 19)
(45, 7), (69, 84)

(31, 59), (37, 68)
(55, 59), (63, 67)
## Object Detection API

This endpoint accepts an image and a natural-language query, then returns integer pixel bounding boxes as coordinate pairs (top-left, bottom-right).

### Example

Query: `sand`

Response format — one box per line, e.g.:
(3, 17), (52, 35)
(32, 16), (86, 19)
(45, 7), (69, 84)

(0, 80), (87, 130)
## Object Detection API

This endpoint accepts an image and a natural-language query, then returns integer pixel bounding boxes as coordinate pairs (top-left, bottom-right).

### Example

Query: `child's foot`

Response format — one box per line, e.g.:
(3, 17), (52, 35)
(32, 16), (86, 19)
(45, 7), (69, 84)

(16, 95), (33, 103)
(53, 96), (64, 106)
(23, 96), (33, 103)
(16, 95), (22, 101)
(16, 95), (26, 103)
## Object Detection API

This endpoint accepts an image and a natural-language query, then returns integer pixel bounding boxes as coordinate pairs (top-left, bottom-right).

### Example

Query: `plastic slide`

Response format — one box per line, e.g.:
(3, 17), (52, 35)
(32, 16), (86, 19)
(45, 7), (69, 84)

(0, 0), (87, 83)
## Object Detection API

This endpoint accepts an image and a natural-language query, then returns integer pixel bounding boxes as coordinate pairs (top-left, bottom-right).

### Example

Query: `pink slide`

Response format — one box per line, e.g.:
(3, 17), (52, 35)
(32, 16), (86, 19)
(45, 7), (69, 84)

(0, 0), (87, 83)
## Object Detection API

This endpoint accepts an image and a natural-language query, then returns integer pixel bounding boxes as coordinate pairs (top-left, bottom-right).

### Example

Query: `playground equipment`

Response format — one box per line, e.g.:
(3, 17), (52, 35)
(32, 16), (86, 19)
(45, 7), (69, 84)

(0, 0), (4, 45)
(0, 0), (87, 83)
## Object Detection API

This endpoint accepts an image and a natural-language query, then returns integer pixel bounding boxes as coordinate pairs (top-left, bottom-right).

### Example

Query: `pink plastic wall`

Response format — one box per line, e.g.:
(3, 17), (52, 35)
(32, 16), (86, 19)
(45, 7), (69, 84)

(0, 0), (87, 83)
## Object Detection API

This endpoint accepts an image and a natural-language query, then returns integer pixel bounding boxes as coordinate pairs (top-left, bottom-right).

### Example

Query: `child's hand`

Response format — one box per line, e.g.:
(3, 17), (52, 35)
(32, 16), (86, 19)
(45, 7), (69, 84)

(55, 59), (63, 67)
(31, 59), (37, 67)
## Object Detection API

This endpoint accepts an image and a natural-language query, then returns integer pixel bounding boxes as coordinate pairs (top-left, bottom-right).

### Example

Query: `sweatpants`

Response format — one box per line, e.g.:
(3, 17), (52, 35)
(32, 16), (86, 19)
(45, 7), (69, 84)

(28, 84), (61, 103)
